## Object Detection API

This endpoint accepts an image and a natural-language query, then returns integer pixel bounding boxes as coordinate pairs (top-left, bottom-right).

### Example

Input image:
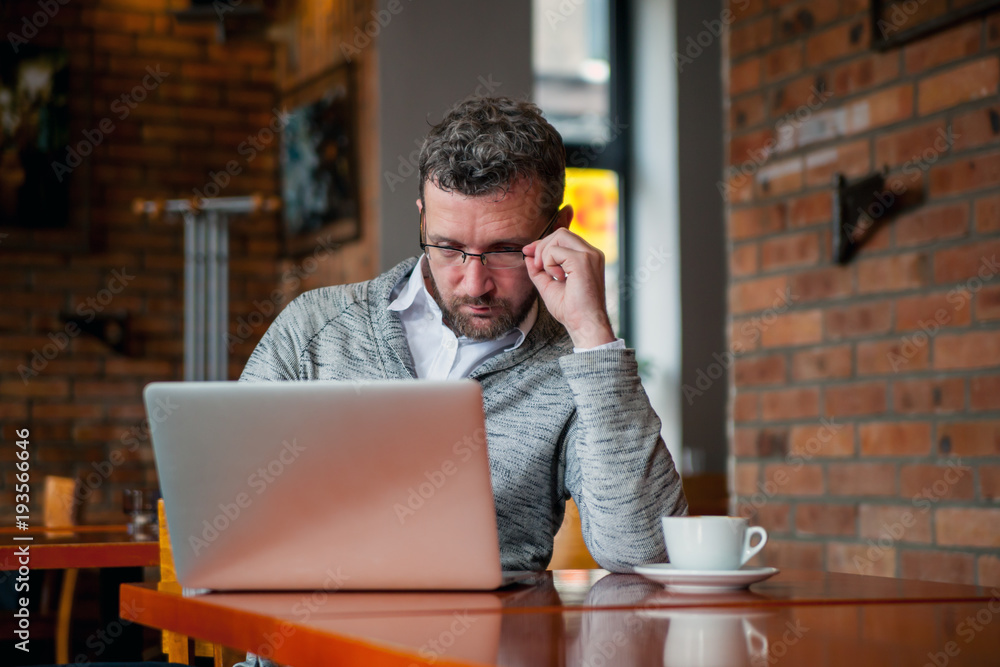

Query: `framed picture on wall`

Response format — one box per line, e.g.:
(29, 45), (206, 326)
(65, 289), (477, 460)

(280, 61), (361, 256)
(0, 46), (71, 229)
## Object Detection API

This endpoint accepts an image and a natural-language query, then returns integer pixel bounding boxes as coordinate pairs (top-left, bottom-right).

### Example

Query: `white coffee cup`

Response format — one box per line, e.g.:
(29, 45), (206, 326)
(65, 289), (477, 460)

(661, 516), (767, 571)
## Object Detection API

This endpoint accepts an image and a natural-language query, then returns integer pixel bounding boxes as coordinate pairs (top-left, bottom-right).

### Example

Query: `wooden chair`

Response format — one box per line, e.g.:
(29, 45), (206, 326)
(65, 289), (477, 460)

(549, 499), (600, 569)
(43, 476), (81, 664)
(157, 499), (244, 667)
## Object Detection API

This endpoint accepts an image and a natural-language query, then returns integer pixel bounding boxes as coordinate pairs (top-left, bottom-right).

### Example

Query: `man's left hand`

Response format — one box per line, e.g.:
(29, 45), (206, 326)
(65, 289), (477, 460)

(523, 228), (616, 349)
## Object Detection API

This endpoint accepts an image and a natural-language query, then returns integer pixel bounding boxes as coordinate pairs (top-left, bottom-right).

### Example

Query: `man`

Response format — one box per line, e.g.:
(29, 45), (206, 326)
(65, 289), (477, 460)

(240, 95), (686, 572)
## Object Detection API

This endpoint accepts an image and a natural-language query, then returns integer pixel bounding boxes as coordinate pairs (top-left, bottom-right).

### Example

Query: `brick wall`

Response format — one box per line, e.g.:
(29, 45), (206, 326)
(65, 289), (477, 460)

(0, 0), (376, 522)
(724, 0), (1000, 585)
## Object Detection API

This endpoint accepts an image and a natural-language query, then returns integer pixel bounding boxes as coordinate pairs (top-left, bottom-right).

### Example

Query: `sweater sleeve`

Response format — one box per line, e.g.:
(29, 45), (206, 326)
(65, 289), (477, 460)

(558, 347), (688, 572)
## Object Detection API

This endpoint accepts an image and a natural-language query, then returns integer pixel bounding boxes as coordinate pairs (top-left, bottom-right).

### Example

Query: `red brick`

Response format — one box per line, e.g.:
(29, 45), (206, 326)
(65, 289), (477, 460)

(730, 204), (786, 240)
(739, 501), (792, 534)
(730, 275), (789, 314)
(730, 17), (773, 58)
(896, 290), (972, 331)
(825, 301), (893, 339)
(729, 0), (765, 23)
(951, 106), (1000, 153)
(734, 393), (759, 422)
(731, 319), (760, 354)
(790, 421), (855, 457)
(919, 57), (1000, 115)
(900, 550), (976, 585)
(771, 74), (822, 116)
(904, 21), (981, 73)
(935, 508), (1000, 547)
(789, 267), (852, 303)
(796, 503), (858, 536)
(857, 253), (930, 293)
(806, 20), (868, 66)
(733, 428), (759, 457)
(31, 404), (105, 420)
(735, 355), (787, 387)
(856, 84), (915, 131)
(731, 244), (759, 277)
(976, 194), (1000, 233)
(976, 285), (1000, 321)
(990, 12), (1000, 48)
(934, 239), (1000, 284)
(828, 463), (897, 496)
(760, 232), (820, 271)
(828, 542), (896, 577)
(805, 140), (870, 187)
(0, 379), (70, 398)
(900, 464), (975, 501)
(971, 375), (1000, 410)
(104, 359), (174, 377)
(981, 465), (1000, 500)
(860, 503), (931, 543)
(87, 8), (154, 32)
(777, 0), (839, 40)
(893, 378), (965, 414)
(934, 332), (1000, 370)
(731, 128), (776, 166)
(788, 192), (832, 228)
(766, 540), (824, 570)
(858, 339), (929, 374)
(735, 463), (761, 496)
(938, 421), (1000, 456)
(755, 158), (804, 198)
(761, 387), (821, 420)
(830, 52), (901, 97)
(765, 42), (803, 82)
(874, 121), (949, 169)
(73, 380), (140, 399)
(981, 555), (1000, 587)
(792, 345), (852, 380)
(763, 463), (825, 495)
(730, 57), (762, 97)
(929, 150), (1000, 197)
(860, 421), (931, 456)
(825, 381), (889, 418)
(731, 94), (767, 131)
(0, 402), (28, 420)
(760, 310), (823, 347)
(895, 203), (969, 247)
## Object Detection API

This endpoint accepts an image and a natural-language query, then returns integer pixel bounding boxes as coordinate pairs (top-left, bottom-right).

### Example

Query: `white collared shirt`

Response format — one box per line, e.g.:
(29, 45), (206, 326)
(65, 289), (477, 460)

(388, 256), (624, 380)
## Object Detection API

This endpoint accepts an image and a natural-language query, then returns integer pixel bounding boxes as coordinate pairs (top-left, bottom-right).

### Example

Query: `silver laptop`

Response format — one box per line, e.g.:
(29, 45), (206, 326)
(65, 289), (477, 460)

(145, 379), (529, 591)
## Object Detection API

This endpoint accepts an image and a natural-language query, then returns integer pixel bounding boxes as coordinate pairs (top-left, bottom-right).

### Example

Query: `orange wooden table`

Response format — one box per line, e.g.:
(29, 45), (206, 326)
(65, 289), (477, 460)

(119, 570), (1000, 666)
(0, 526), (159, 570)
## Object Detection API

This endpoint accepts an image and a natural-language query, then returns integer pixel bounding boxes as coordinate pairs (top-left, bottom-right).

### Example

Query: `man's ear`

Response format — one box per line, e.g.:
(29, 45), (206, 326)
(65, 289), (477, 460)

(556, 204), (574, 231)
(416, 198), (423, 213)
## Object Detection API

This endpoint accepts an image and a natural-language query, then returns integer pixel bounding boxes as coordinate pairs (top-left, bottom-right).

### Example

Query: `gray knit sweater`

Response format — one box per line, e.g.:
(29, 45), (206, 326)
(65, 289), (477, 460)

(239, 257), (687, 573)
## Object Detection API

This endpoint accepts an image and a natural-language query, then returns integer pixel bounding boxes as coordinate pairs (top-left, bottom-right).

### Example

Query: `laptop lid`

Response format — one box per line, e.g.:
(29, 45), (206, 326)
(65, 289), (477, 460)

(145, 379), (506, 591)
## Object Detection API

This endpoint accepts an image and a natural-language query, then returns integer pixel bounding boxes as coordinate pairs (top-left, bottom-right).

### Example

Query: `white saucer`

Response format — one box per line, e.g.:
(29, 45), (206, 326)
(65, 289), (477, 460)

(633, 564), (779, 593)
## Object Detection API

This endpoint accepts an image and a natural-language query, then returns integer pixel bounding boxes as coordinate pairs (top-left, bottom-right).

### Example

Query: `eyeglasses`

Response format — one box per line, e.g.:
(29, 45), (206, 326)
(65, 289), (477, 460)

(419, 207), (563, 270)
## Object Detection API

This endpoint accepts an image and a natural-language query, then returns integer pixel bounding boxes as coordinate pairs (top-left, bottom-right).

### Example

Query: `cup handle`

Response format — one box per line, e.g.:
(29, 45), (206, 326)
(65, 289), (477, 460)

(741, 526), (767, 566)
(744, 619), (769, 662)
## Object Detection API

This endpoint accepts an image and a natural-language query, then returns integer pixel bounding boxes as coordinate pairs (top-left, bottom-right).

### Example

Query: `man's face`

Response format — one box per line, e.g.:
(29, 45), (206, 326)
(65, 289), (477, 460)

(419, 180), (550, 341)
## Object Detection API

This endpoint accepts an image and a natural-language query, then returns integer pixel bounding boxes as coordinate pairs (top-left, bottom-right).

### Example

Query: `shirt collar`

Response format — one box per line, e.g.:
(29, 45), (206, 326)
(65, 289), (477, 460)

(388, 255), (537, 349)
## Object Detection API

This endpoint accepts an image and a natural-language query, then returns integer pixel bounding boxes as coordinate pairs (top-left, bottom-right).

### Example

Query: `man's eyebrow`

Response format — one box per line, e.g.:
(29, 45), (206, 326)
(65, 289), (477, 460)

(426, 234), (532, 248)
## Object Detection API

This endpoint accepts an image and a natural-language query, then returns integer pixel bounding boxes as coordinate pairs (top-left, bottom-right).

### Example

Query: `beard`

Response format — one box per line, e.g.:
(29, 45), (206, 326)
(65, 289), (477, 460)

(425, 268), (537, 342)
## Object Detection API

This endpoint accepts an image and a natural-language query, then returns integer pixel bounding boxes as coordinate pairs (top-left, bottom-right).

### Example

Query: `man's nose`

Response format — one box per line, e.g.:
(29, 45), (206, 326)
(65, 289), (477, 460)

(461, 257), (495, 297)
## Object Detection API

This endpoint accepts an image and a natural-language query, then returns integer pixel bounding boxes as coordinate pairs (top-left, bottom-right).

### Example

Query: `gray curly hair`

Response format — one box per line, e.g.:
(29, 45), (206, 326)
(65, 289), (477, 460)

(418, 96), (566, 217)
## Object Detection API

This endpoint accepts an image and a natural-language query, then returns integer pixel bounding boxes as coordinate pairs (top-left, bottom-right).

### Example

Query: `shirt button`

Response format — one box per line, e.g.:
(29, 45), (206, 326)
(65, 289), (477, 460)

(444, 339), (457, 350)
(425, 312), (435, 321)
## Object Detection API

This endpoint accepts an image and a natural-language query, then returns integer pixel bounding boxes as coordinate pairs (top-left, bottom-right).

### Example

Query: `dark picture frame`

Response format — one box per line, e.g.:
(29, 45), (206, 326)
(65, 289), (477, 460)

(279, 62), (361, 256)
(872, 0), (1000, 50)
